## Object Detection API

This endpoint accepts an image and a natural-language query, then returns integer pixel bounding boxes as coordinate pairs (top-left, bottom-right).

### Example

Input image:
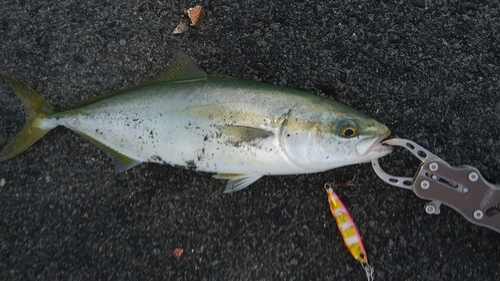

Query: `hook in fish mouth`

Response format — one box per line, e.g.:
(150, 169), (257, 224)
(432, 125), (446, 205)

(365, 141), (394, 158)
(356, 131), (393, 158)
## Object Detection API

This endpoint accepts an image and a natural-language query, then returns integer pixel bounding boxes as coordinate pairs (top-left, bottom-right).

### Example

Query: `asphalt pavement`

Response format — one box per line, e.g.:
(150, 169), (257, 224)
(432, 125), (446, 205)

(1, 1), (499, 280)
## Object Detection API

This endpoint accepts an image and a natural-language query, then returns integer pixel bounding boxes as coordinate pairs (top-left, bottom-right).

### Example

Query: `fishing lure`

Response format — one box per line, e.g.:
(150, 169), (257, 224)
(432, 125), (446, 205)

(325, 182), (374, 281)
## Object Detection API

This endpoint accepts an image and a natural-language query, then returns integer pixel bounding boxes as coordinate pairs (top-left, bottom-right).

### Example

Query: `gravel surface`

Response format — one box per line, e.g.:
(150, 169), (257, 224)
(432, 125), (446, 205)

(1, 1), (499, 280)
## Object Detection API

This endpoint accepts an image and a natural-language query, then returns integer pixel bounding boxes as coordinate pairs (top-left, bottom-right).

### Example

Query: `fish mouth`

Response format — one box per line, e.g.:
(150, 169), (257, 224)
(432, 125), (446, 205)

(355, 130), (393, 159)
(365, 140), (394, 159)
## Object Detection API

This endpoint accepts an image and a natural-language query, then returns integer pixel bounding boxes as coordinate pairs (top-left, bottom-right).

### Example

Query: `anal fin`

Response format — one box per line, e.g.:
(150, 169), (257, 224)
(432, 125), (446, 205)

(214, 173), (263, 193)
(76, 132), (141, 173)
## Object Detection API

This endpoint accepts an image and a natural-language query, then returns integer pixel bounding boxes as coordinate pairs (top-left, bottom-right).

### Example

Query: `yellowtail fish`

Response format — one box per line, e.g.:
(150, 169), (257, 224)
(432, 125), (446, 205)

(0, 53), (392, 192)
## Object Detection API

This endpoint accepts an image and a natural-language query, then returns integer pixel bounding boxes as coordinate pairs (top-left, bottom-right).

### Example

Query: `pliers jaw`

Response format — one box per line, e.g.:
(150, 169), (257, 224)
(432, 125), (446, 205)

(371, 138), (440, 190)
(372, 138), (500, 234)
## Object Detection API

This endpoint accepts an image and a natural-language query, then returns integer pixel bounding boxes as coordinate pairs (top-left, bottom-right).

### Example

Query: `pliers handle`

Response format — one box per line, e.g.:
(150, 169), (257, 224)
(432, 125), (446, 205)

(372, 138), (500, 234)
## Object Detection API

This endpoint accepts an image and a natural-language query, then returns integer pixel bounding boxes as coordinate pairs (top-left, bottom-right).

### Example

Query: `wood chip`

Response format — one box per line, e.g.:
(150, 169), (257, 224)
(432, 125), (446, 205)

(173, 248), (184, 259)
(172, 16), (190, 34)
(183, 6), (204, 26)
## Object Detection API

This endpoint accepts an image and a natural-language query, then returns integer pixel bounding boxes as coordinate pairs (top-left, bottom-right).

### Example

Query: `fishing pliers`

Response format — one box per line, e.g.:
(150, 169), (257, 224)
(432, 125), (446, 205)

(372, 138), (500, 233)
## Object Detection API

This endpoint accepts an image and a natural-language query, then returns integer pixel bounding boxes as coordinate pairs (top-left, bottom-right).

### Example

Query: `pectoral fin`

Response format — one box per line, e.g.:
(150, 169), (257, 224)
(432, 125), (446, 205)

(213, 173), (263, 193)
(216, 125), (274, 142)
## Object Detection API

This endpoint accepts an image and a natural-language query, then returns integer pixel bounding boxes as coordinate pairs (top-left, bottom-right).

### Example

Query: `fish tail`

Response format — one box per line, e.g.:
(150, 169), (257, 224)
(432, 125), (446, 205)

(1, 72), (57, 161)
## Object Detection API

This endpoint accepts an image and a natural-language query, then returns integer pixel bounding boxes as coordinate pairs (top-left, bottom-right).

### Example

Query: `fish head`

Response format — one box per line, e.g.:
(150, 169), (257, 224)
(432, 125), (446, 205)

(280, 105), (393, 172)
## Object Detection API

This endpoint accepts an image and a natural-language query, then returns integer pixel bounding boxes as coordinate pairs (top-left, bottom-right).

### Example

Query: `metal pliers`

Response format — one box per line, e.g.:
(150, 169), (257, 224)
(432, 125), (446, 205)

(372, 138), (500, 233)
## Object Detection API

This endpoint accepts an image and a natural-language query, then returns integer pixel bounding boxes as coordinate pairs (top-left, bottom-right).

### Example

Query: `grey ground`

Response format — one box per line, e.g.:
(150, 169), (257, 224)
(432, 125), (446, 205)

(1, 1), (499, 280)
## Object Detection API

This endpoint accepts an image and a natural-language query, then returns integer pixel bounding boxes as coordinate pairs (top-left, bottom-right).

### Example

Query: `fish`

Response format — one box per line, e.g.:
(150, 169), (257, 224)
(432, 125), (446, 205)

(0, 53), (393, 192)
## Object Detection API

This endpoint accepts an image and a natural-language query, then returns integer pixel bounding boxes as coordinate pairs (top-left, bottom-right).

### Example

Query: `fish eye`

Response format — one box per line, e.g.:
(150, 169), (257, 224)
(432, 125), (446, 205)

(337, 119), (358, 138)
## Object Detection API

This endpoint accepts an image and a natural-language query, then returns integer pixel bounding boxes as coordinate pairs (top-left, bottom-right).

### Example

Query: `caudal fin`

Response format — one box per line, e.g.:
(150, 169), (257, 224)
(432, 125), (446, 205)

(0, 73), (56, 161)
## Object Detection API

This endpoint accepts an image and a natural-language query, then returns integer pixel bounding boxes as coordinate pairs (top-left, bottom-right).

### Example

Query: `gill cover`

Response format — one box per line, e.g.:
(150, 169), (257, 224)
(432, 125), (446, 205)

(278, 111), (326, 171)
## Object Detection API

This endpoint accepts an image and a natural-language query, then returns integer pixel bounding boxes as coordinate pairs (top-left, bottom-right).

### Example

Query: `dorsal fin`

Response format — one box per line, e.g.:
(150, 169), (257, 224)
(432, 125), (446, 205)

(75, 52), (207, 107)
(155, 52), (207, 83)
